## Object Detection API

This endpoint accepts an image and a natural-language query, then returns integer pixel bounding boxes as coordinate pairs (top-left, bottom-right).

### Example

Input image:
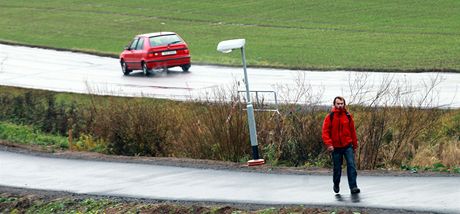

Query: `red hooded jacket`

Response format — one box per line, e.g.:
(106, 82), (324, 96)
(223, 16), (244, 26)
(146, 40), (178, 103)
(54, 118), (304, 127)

(322, 107), (358, 150)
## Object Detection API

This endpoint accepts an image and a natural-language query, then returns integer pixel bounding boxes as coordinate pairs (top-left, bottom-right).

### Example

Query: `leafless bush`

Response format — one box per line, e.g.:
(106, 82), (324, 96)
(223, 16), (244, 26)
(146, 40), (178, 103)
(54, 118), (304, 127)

(347, 72), (450, 169)
(348, 73), (394, 169)
(89, 98), (172, 156)
(179, 84), (250, 161)
(270, 72), (327, 166)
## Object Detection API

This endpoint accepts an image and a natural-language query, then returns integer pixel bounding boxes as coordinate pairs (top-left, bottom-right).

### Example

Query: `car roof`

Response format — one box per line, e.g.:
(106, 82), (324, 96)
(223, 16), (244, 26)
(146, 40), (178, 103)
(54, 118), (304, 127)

(136, 32), (177, 38)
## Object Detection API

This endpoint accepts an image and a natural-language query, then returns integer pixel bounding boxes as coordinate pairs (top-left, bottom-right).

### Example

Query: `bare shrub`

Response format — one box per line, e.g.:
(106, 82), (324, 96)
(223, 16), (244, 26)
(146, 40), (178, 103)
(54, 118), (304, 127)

(348, 73), (450, 169)
(179, 86), (250, 162)
(90, 98), (172, 156)
(270, 72), (327, 166)
(354, 107), (390, 169)
(349, 74), (394, 169)
(382, 107), (441, 167)
(276, 105), (326, 166)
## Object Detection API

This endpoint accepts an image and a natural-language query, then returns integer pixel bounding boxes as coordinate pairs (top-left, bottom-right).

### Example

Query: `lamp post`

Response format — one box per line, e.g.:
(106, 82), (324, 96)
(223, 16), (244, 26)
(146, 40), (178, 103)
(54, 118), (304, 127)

(217, 39), (264, 166)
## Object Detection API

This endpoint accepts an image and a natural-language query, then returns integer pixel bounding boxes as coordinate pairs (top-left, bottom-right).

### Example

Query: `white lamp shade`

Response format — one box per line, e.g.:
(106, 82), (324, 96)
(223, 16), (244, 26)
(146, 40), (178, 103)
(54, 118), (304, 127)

(217, 39), (245, 53)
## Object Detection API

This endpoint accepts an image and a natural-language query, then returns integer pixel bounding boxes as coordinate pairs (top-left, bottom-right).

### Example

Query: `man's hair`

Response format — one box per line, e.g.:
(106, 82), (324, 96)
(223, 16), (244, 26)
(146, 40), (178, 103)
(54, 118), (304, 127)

(333, 96), (346, 105)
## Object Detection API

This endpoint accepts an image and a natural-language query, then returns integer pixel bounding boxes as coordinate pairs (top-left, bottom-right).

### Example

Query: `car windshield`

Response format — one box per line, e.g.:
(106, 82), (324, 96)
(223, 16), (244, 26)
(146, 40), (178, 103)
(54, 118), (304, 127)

(149, 34), (183, 47)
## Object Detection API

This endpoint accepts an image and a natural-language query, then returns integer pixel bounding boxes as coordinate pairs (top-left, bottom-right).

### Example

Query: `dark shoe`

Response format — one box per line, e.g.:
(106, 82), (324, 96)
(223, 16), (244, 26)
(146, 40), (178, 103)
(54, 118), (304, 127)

(333, 184), (340, 193)
(351, 187), (360, 194)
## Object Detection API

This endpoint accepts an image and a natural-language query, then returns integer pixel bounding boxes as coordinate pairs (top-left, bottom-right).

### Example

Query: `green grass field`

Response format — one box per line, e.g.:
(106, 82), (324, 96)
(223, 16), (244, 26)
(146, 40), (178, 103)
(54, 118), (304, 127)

(1, 0), (459, 71)
(0, 122), (68, 149)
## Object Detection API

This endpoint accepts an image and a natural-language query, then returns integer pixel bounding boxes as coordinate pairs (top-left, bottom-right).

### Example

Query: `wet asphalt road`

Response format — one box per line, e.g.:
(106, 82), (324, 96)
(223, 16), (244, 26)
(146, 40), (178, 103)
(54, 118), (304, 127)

(0, 44), (459, 107)
(0, 151), (459, 213)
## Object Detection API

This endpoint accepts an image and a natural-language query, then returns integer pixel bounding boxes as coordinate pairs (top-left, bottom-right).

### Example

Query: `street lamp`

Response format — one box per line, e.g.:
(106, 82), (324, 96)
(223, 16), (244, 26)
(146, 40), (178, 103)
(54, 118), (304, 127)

(217, 39), (265, 166)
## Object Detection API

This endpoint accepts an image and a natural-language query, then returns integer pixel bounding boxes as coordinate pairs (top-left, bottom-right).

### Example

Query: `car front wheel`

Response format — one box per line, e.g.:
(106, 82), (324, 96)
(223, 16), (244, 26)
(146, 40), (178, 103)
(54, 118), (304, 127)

(181, 64), (191, 72)
(121, 61), (131, 75)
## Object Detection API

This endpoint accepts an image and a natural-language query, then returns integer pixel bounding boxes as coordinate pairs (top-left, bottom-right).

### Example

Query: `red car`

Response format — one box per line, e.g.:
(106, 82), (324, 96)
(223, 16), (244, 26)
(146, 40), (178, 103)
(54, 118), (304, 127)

(119, 32), (191, 75)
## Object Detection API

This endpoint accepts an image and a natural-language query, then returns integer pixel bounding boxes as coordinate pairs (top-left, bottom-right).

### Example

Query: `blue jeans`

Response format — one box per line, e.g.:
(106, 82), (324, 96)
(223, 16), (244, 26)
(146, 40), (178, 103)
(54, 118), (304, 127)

(332, 144), (358, 189)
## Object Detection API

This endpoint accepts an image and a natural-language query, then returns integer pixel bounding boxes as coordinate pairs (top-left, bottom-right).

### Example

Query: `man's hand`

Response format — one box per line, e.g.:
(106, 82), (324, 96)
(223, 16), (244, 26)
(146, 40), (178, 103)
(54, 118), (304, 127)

(327, 146), (334, 152)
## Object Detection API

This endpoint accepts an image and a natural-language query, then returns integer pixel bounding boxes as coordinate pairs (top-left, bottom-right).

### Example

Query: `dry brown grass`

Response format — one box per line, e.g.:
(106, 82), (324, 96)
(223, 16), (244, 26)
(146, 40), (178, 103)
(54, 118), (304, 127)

(439, 141), (460, 167)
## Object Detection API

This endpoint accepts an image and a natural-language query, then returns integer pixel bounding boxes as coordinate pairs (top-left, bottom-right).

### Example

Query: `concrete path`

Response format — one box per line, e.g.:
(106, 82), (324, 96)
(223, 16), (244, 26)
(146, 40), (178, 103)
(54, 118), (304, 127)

(0, 44), (458, 107)
(0, 150), (459, 213)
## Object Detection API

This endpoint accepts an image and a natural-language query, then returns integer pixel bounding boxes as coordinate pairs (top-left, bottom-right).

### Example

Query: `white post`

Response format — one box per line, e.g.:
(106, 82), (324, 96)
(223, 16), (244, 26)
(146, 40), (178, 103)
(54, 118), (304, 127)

(241, 47), (259, 160)
(217, 39), (264, 166)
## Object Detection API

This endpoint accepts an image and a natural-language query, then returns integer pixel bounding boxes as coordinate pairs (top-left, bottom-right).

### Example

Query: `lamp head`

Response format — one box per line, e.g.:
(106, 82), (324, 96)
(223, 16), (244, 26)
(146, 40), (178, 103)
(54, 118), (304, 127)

(217, 39), (245, 53)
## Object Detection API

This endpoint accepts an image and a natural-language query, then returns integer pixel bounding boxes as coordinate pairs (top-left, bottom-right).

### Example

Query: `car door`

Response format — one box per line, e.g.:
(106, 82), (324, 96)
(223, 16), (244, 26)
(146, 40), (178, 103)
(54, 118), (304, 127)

(124, 38), (139, 69)
(132, 37), (145, 69)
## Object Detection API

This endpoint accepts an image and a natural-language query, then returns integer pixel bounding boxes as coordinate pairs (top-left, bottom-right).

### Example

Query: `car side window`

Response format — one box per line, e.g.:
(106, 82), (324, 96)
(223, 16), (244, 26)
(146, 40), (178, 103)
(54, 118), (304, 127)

(129, 38), (139, 50)
(136, 38), (144, 50)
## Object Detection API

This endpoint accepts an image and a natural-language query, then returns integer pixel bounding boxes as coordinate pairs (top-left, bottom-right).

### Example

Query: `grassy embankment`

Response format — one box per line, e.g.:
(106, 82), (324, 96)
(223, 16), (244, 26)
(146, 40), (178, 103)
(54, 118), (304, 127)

(0, 0), (460, 71)
(0, 86), (459, 172)
(0, 122), (68, 151)
(0, 192), (372, 214)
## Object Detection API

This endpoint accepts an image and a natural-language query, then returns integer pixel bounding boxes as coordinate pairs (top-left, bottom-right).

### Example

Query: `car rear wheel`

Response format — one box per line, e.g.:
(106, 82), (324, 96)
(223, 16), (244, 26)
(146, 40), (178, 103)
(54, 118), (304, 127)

(142, 63), (150, 76)
(121, 60), (131, 75)
(181, 64), (191, 72)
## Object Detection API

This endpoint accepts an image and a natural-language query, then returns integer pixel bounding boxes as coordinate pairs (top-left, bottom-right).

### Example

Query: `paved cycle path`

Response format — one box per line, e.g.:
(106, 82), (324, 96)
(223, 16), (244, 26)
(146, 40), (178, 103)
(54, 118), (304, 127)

(0, 150), (459, 213)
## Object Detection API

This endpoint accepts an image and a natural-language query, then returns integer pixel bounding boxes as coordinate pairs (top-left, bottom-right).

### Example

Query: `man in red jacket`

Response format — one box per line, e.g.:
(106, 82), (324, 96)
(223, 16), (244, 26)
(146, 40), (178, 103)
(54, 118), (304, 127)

(322, 96), (360, 194)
